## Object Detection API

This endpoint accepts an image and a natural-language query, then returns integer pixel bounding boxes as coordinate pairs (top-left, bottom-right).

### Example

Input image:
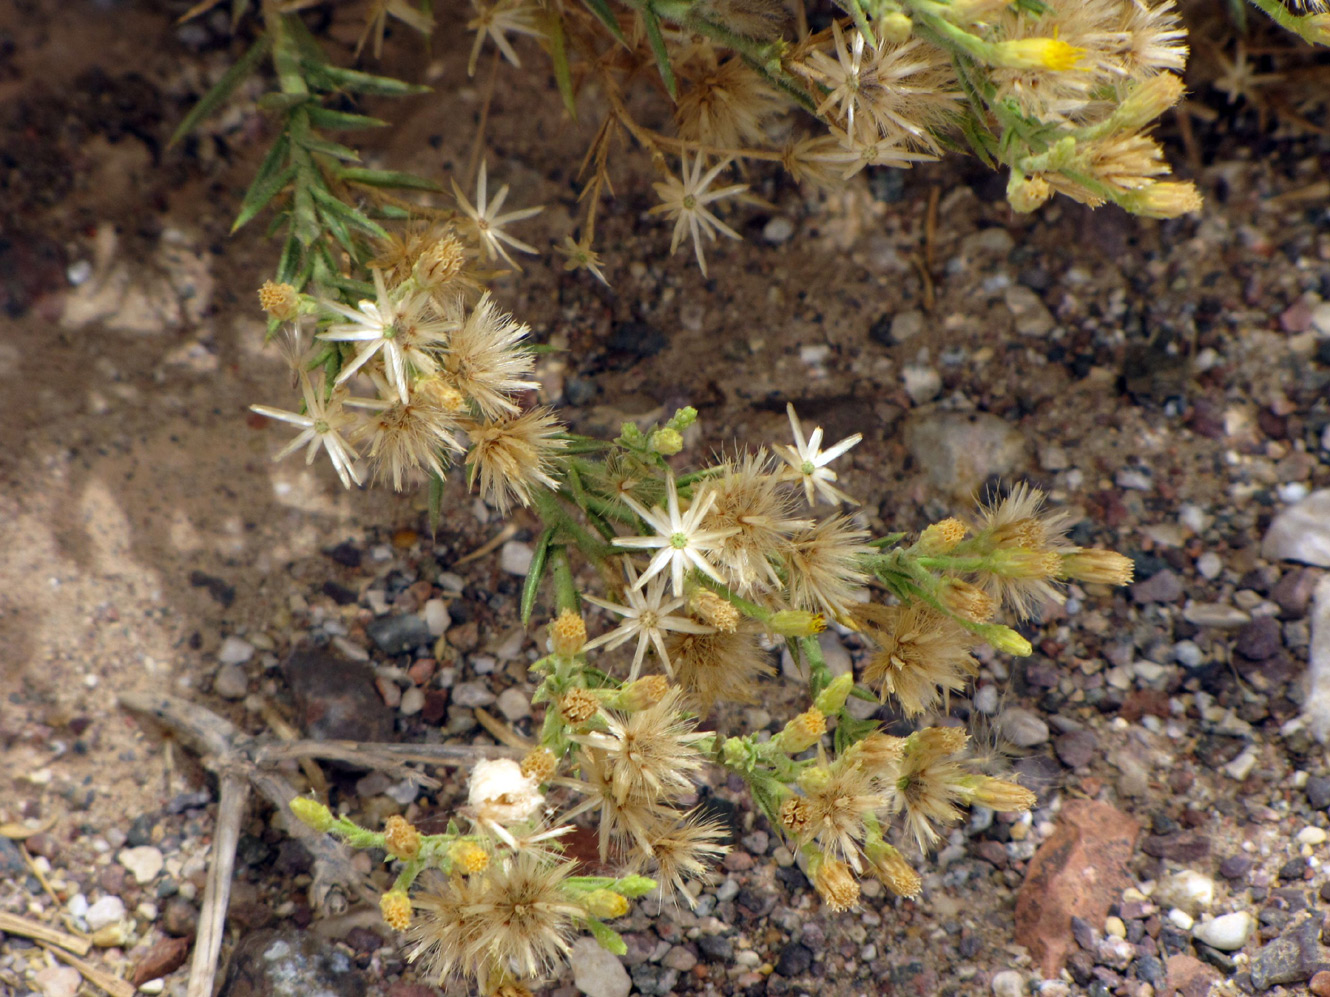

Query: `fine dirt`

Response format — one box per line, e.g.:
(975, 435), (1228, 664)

(3, 3), (1330, 997)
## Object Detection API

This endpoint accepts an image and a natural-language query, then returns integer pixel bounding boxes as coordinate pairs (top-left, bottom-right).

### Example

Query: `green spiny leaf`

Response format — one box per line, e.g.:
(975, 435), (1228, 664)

(232, 136), (295, 233)
(642, 7), (677, 100)
(306, 62), (431, 97)
(305, 106), (391, 131)
(548, 14), (578, 120)
(338, 167), (441, 191)
(310, 184), (390, 240)
(169, 33), (272, 147)
(580, 0), (626, 44)
(521, 529), (555, 626)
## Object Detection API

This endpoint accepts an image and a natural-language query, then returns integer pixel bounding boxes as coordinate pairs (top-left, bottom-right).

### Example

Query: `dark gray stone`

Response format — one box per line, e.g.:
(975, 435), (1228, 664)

(216, 929), (365, 997)
(282, 646), (393, 742)
(1306, 776), (1330, 811)
(697, 933), (733, 962)
(1235, 617), (1283, 661)
(366, 614), (431, 655)
(1249, 915), (1323, 990)
(774, 943), (813, 977)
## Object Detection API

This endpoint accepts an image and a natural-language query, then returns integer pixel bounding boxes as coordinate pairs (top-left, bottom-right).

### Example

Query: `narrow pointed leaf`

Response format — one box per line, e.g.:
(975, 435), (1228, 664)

(580, 0), (625, 43)
(548, 14), (578, 120)
(305, 106), (390, 131)
(338, 167), (441, 191)
(257, 92), (312, 113)
(232, 135), (295, 232)
(642, 7), (677, 100)
(520, 528), (555, 626)
(306, 62), (430, 96)
(584, 919), (627, 956)
(170, 33), (272, 147)
(428, 473), (445, 537)
(310, 185), (390, 240)
(276, 231), (302, 285)
(298, 132), (363, 162)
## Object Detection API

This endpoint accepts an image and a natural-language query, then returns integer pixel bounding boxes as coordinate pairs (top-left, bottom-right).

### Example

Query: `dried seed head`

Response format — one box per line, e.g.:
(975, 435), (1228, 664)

(849, 732), (907, 773)
(549, 609), (588, 657)
(384, 815), (421, 860)
(415, 233), (468, 289)
(492, 984), (535, 997)
(258, 280), (300, 322)
(855, 602), (979, 717)
(779, 797), (812, 835)
(519, 747), (557, 783)
(690, 589), (741, 632)
(448, 840), (491, 874)
(560, 687), (600, 726)
(813, 856), (860, 911)
(380, 888), (413, 930)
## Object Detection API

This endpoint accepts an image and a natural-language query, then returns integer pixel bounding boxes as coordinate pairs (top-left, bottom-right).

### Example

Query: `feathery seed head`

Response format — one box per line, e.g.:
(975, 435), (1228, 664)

(468, 758), (544, 826)
(571, 687), (707, 806)
(847, 732), (907, 774)
(633, 810), (729, 906)
(784, 515), (873, 621)
(799, 757), (891, 866)
(443, 293), (537, 418)
(415, 233), (469, 289)
(855, 602), (979, 716)
(466, 408), (568, 513)
(893, 727), (972, 851)
(384, 815), (421, 860)
(663, 624), (773, 711)
(966, 775), (1038, 813)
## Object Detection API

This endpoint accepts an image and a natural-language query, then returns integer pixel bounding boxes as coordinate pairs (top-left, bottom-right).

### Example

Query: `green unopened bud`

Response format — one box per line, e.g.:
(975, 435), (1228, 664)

(796, 764), (832, 793)
(289, 797), (334, 833)
(648, 427), (683, 455)
(814, 673), (855, 714)
(582, 889), (630, 919)
(722, 736), (750, 769)
(666, 406), (698, 431)
(613, 875), (657, 898)
(877, 11), (912, 44)
(770, 610), (826, 638)
(980, 624), (1033, 657)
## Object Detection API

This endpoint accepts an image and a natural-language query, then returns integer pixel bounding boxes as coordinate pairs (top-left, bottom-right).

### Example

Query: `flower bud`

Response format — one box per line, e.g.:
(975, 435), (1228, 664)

(986, 549), (1060, 579)
(877, 11), (913, 45)
(616, 674), (670, 711)
(967, 776), (1038, 813)
(258, 280), (300, 322)
(979, 624), (1033, 657)
(581, 889), (630, 919)
(937, 578), (997, 623)
(448, 840), (491, 874)
(776, 708), (826, 754)
(1059, 549), (1134, 586)
(813, 673), (854, 715)
(519, 746), (557, 783)
(993, 37), (1084, 71)
(811, 855), (860, 911)
(691, 589), (740, 632)
(560, 687), (601, 726)
(769, 609), (826, 638)
(413, 234), (466, 289)
(796, 764), (832, 794)
(383, 815), (421, 860)
(548, 609), (587, 657)
(1114, 73), (1184, 130)
(865, 840), (921, 898)
(1008, 174), (1051, 214)
(289, 797), (335, 833)
(379, 889), (412, 931)
(648, 427), (683, 455)
(915, 517), (967, 555)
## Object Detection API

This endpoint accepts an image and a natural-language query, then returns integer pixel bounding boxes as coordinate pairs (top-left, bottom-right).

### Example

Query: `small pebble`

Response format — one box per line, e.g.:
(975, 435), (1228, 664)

(1154, 870), (1213, 914)
(991, 970), (1024, 997)
(1296, 826), (1327, 846)
(213, 664), (248, 700)
(891, 310), (924, 342)
(423, 599), (451, 636)
(1196, 552), (1223, 580)
(399, 686), (425, 716)
(1192, 911), (1254, 951)
(999, 707), (1050, 747)
(1104, 916), (1126, 939)
(496, 686), (531, 721)
(217, 635), (255, 665)
(85, 895), (127, 931)
(450, 681), (497, 708)
(1168, 908), (1195, 931)
(902, 364), (942, 404)
(500, 541), (533, 576)
(34, 966), (82, 997)
(762, 216), (795, 244)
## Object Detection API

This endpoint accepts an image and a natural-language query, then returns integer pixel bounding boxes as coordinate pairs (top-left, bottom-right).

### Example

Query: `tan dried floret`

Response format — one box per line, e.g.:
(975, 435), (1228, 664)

(384, 815), (421, 860)
(520, 747), (557, 783)
(560, 687), (600, 726)
(854, 602), (980, 717)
